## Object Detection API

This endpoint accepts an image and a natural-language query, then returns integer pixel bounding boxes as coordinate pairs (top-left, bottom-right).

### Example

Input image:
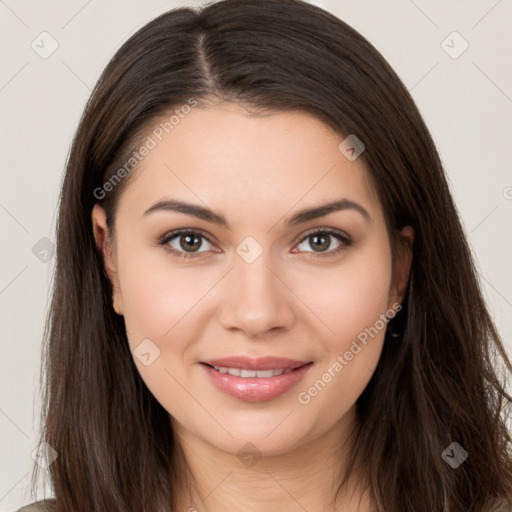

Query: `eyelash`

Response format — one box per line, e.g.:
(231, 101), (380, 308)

(157, 228), (352, 260)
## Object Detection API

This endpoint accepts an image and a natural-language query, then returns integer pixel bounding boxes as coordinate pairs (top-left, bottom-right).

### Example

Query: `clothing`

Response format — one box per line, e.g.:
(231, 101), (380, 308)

(16, 499), (56, 512)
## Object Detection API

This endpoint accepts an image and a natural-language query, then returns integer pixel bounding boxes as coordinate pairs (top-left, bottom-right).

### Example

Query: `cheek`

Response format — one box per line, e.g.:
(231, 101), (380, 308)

(115, 244), (204, 411)
(295, 244), (392, 411)
(294, 242), (393, 347)
(116, 239), (214, 345)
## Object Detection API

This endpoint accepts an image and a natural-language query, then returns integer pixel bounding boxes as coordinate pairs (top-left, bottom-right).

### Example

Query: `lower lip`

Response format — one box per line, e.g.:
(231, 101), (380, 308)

(200, 362), (313, 402)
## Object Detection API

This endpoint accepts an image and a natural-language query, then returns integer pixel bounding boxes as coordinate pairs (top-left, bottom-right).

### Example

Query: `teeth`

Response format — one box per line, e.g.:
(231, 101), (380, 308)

(212, 366), (294, 377)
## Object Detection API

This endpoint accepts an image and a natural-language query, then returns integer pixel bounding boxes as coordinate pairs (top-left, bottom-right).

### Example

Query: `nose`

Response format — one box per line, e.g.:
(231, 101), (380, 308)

(218, 251), (296, 338)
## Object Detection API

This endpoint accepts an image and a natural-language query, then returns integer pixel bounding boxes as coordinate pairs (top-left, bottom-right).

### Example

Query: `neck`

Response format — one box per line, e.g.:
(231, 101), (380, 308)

(170, 406), (372, 512)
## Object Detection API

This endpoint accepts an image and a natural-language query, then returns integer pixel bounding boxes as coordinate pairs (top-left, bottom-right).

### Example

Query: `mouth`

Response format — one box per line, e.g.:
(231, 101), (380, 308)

(199, 359), (314, 402)
(201, 355), (311, 371)
(204, 364), (296, 378)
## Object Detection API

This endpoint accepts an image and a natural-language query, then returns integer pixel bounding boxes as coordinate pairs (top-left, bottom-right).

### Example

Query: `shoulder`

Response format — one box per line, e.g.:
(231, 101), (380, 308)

(16, 499), (57, 512)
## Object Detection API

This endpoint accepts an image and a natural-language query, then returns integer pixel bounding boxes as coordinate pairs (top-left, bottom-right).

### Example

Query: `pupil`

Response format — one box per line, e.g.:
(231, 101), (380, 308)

(311, 234), (329, 251)
(180, 234), (201, 252)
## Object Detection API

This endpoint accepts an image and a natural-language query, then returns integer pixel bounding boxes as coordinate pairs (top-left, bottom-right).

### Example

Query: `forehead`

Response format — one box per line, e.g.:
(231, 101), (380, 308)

(116, 103), (383, 225)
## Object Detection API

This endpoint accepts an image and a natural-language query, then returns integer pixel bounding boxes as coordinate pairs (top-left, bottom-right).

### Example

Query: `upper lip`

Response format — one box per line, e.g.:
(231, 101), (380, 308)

(202, 356), (312, 371)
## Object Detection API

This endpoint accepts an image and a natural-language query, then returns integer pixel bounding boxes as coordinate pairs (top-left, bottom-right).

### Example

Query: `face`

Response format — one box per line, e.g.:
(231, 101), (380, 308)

(92, 102), (413, 458)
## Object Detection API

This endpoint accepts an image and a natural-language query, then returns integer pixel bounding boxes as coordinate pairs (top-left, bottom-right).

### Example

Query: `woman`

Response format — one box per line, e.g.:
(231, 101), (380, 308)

(20, 0), (512, 510)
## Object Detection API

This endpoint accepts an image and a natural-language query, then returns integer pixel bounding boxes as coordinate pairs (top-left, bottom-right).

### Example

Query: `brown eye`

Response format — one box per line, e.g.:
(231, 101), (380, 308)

(159, 230), (215, 259)
(295, 229), (352, 257)
(176, 233), (204, 252)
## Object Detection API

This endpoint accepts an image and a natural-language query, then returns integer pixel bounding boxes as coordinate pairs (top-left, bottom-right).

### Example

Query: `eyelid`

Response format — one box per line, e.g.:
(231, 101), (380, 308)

(158, 228), (218, 258)
(296, 226), (351, 244)
(158, 226), (352, 259)
(292, 227), (352, 257)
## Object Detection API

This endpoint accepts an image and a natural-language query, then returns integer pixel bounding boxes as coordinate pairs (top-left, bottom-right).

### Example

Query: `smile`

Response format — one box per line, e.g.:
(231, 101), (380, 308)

(200, 361), (313, 402)
(208, 365), (294, 377)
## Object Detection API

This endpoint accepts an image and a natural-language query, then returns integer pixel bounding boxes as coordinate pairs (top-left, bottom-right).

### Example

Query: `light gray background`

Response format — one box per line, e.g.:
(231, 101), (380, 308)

(1, 0), (511, 510)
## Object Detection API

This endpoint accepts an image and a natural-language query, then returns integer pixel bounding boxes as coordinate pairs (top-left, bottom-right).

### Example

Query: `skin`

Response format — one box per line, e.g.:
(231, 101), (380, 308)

(92, 102), (414, 512)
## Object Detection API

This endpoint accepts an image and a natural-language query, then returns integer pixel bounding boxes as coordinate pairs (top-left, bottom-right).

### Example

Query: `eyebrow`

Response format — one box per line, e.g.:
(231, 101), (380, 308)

(143, 198), (371, 227)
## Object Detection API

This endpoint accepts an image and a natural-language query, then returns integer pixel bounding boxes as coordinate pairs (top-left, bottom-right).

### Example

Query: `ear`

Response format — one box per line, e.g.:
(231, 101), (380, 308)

(388, 225), (414, 308)
(91, 203), (122, 313)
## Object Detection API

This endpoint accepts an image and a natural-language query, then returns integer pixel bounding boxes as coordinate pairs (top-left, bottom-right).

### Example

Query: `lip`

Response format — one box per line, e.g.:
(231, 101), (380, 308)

(200, 359), (313, 402)
(202, 356), (310, 371)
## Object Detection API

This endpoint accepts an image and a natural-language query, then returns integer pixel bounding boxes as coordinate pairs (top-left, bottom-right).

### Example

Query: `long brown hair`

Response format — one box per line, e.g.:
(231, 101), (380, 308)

(31, 0), (512, 510)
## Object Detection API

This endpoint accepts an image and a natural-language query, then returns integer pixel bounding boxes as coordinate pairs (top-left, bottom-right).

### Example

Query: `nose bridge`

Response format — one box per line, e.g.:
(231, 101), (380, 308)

(219, 244), (294, 335)
(235, 250), (277, 299)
